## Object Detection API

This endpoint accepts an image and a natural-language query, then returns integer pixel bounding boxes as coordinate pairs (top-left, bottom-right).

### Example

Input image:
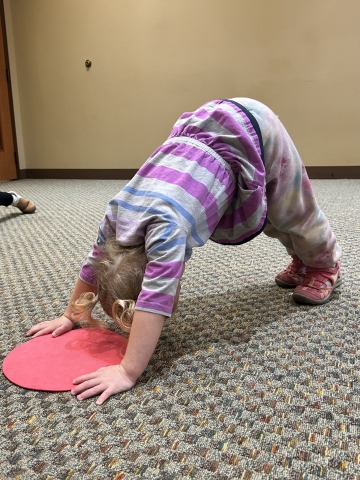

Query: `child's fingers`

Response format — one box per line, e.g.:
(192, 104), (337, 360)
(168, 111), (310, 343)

(72, 365), (132, 404)
(27, 318), (72, 338)
(26, 322), (50, 336)
(71, 377), (107, 400)
(76, 384), (104, 401)
(30, 329), (49, 338)
(27, 325), (53, 338)
(72, 372), (97, 385)
(96, 388), (113, 405)
(52, 324), (71, 337)
(71, 376), (102, 396)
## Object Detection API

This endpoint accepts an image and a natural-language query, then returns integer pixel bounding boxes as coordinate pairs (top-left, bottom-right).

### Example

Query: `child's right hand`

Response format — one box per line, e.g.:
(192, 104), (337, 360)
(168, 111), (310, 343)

(26, 315), (74, 338)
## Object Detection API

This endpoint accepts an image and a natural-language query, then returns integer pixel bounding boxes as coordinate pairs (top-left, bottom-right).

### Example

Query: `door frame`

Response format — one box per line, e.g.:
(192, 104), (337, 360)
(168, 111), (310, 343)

(0, 0), (19, 180)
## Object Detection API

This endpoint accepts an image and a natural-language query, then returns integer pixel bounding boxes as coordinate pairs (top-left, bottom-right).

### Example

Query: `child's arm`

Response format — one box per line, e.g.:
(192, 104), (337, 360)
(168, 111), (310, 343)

(26, 278), (97, 338)
(71, 310), (165, 405)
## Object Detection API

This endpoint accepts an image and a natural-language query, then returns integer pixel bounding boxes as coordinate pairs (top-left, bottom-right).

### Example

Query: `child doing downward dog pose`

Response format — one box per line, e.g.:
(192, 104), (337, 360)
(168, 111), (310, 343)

(27, 98), (342, 404)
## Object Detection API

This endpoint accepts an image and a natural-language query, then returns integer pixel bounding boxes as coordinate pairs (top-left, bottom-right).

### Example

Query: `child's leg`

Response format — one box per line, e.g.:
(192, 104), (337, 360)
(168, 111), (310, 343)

(0, 191), (36, 213)
(264, 216), (342, 304)
(263, 221), (307, 288)
(263, 221), (296, 256)
(255, 102), (341, 304)
(259, 107), (342, 268)
(0, 191), (14, 207)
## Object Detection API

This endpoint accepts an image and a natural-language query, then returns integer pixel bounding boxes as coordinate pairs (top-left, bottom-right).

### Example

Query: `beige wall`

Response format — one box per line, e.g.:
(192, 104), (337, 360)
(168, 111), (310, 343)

(5, 0), (360, 170)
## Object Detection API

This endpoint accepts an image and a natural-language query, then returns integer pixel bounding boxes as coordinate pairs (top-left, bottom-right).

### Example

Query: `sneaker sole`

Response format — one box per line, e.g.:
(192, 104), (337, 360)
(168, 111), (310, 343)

(22, 206), (36, 214)
(275, 278), (300, 289)
(292, 277), (342, 305)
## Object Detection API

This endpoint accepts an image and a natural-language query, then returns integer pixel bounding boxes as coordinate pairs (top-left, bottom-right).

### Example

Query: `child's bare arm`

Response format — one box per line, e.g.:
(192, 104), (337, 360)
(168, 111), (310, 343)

(26, 278), (97, 338)
(121, 310), (166, 380)
(71, 310), (165, 405)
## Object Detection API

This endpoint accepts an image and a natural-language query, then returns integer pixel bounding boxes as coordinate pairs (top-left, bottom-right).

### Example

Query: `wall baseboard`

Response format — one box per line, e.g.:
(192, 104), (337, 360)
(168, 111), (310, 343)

(19, 166), (360, 180)
(305, 166), (360, 179)
(21, 169), (138, 180)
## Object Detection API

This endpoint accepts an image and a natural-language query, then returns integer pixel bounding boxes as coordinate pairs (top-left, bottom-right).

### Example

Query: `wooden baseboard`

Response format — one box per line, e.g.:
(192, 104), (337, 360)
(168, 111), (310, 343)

(22, 169), (138, 180)
(19, 166), (360, 180)
(305, 166), (360, 179)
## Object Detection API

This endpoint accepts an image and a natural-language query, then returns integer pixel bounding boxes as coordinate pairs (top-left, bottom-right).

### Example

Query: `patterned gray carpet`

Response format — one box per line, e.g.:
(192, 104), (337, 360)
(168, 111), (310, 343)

(0, 178), (359, 480)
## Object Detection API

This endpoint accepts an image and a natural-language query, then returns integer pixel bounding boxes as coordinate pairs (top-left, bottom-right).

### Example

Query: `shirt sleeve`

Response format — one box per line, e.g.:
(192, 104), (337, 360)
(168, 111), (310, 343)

(135, 219), (188, 317)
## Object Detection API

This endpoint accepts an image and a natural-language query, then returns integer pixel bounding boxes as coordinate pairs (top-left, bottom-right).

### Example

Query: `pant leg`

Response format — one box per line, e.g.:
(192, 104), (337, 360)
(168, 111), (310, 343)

(263, 220), (296, 255)
(0, 192), (14, 207)
(237, 99), (342, 268)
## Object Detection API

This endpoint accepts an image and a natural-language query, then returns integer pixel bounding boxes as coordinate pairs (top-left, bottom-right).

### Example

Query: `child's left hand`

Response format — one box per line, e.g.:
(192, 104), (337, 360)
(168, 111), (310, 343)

(71, 364), (136, 405)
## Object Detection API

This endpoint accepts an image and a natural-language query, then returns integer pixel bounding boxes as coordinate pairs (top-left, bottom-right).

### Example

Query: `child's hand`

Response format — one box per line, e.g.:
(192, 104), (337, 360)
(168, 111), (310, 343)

(71, 364), (136, 405)
(26, 315), (74, 338)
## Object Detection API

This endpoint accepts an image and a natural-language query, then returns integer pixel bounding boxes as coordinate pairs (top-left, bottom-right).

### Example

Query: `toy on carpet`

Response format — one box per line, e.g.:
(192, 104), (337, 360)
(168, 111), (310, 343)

(2, 328), (127, 391)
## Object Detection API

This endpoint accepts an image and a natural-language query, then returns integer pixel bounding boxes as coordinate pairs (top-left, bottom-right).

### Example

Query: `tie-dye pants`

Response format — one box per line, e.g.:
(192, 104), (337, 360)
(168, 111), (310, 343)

(235, 98), (342, 268)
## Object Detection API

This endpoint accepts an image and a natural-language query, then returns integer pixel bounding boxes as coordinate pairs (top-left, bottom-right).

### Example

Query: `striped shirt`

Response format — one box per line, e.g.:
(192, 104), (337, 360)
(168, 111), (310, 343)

(80, 99), (268, 316)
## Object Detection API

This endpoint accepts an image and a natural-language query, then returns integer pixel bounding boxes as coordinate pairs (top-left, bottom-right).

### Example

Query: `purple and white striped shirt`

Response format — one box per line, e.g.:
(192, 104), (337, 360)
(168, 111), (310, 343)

(80, 99), (267, 316)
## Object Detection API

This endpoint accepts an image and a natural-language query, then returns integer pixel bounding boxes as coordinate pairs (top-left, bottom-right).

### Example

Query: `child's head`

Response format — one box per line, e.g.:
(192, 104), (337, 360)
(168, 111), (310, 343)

(72, 238), (147, 333)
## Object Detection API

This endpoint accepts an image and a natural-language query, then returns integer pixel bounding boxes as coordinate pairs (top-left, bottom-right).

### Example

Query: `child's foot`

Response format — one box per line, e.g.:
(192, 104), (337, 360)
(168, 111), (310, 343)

(8, 191), (36, 213)
(275, 255), (306, 288)
(292, 263), (342, 305)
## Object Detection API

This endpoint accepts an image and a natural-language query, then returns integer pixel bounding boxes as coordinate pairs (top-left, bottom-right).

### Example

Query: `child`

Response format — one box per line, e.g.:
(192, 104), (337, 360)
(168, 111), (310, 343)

(0, 191), (36, 213)
(27, 98), (342, 405)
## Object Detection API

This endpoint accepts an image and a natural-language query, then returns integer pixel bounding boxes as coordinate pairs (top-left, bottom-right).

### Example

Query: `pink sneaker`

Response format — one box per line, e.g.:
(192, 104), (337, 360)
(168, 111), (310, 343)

(292, 263), (342, 305)
(275, 255), (306, 288)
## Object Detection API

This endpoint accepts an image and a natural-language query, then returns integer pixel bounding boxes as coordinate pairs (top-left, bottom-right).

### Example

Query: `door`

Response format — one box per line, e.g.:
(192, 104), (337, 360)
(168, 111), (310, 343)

(0, 0), (17, 181)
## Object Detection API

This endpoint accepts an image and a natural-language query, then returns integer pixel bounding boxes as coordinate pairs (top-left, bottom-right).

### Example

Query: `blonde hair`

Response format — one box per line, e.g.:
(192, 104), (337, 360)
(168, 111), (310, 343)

(71, 238), (147, 334)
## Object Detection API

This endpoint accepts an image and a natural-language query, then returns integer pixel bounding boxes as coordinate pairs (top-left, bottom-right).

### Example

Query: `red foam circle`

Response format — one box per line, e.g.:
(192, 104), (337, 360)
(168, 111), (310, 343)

(2, 328), (127, 391)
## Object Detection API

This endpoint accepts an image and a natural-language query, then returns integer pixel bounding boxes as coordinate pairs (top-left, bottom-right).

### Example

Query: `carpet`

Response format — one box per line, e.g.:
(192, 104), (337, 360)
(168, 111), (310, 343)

(0, 178), (359, 479)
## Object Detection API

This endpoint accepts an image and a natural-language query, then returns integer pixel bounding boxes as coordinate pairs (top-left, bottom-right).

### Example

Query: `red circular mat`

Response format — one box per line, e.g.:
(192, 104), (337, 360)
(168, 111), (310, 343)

(2, 328), (127, 391)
